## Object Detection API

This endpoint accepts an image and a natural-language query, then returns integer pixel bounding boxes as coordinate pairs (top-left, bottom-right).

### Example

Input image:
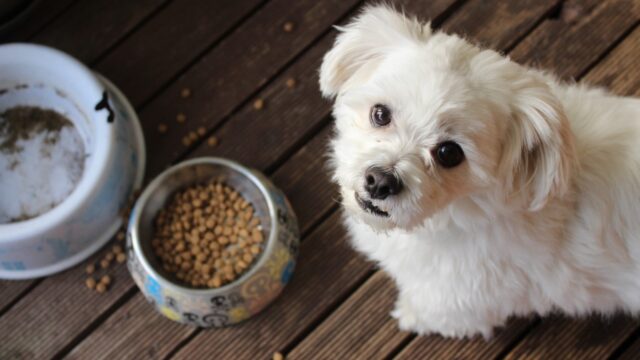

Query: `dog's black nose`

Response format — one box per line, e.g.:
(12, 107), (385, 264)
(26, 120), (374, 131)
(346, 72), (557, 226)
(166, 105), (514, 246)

(364, 167), (403, 200)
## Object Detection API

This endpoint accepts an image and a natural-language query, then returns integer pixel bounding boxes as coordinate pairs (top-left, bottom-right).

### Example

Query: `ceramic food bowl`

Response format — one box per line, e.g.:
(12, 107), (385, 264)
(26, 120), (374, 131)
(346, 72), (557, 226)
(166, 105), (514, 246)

(0, 43), (145, 279)
(127, 157), (299, 327)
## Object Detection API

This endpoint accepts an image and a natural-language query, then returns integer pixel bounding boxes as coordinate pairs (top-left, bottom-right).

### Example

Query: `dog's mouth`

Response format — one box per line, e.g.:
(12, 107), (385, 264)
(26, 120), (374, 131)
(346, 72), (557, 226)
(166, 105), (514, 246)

(355, 193), (389, 217)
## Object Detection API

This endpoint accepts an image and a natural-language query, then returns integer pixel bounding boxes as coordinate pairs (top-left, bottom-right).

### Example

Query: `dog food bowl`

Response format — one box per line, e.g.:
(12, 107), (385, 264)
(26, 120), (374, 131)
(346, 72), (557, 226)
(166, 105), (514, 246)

(0, 44), (145, 279)
(127, 157), (299, 327)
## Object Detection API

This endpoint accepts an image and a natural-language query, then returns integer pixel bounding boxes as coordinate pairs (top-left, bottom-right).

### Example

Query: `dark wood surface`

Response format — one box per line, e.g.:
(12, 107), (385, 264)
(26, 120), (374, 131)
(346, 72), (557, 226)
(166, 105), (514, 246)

(0, 0), (639, 359)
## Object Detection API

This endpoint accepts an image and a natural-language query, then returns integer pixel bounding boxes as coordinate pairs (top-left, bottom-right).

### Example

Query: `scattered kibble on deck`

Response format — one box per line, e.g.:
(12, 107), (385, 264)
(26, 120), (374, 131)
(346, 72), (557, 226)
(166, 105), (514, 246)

(85, 277), (96, 289)
(85, 264), (95, 275)
(283, 21), (294, 32)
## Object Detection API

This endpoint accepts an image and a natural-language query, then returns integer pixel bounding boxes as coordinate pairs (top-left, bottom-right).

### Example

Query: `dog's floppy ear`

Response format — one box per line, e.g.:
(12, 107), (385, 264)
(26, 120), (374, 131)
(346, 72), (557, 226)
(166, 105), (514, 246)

(499, 71), (575, 211)
(319, 5), (431, 98)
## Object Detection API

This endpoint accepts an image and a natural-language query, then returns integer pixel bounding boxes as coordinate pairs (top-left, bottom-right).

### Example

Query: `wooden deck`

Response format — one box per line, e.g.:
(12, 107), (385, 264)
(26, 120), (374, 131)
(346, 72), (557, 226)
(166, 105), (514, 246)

(1, 0), (639, 358)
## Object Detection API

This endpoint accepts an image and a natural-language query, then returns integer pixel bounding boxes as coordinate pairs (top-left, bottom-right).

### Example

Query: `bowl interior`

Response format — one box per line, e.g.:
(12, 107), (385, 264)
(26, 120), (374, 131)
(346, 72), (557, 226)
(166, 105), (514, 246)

(135, 160), (273, 289)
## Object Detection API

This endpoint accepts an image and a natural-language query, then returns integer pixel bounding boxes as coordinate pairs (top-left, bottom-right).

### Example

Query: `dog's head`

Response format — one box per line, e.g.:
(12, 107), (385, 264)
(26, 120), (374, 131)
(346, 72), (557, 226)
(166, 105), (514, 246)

(321, 5), (574, 231)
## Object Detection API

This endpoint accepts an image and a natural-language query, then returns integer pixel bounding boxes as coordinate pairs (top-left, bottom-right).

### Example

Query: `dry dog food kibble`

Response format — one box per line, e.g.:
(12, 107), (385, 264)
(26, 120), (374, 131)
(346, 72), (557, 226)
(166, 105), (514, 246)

(180, 87), (192, 98)
(253, 99), (264, 110)
(152, 181), (264, 288)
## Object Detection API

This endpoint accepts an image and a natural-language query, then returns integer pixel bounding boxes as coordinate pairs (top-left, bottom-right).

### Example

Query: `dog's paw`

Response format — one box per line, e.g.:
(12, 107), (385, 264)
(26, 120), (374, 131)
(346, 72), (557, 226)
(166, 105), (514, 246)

(391, 298), (420, 332)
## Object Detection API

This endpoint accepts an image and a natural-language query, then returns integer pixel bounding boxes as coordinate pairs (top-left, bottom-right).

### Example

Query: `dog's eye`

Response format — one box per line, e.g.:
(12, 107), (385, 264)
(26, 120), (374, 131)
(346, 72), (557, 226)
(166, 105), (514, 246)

(434, 141), (465, 168)
(370, 104), (391, 127)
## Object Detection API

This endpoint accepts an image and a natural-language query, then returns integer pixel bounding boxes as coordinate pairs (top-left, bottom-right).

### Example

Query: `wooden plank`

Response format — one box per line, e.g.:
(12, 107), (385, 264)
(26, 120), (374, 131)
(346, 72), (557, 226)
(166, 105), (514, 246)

(94, 0), (263, 107)
(0, 0), (76, 42)
(30, 0), (167, 64)
(443, 0), (558, 50)
(0, 281), (35, 313)
(0, 235), (132, 359)
(396, 319), (534, 360)
(584, 26), (640, 96)
(286, 0), (639, 358)
(510, 0), (639, 80)
(505, 316), (637, 360)
(140, 0), (363, 178)
(185, 34), (336, 170)
(271, 126), (336, 231)
(620, 333), (640, 360)
(288, 272), (406, 360)
(65, 292), (194, 360)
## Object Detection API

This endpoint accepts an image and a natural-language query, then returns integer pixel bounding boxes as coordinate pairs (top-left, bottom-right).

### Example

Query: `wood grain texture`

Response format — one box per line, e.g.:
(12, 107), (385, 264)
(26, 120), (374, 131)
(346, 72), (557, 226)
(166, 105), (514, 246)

(94, 0), (263, 107)
(140, 0), (362, 178)
(619, 330), (640, 360)
(0, 0), (76, 41)
(0, 236), (132, 359)
(271, 126), (336, 232)
(510, 0), (639, 80)
(30, 0), (167, 64)
(288, 272), (408, 360)
(396, 318), (535, 360)
(443, 0), (558, 50)
(584, 25), (640, 96)
(505, 315), (637, 360)
(65, 291), (194, 360)
(0, 280), (35, 314)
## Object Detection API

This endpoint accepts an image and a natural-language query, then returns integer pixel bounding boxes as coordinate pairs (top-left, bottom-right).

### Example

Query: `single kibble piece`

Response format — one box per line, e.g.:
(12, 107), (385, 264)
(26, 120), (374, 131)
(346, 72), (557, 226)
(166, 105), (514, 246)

(180, 87), (191, 98)
(283, 21), (295, 32)
(158, 123), (168, 133)
(188, 131), (198, 141)
(253, 99), (264, 110)
(273, 352), (285, 360)
(117, 231), (125, 241)
(116, 253), (127, 263)
(86, 277), (96, 289)
(285, 78), (296, 88)
(176, 113), (187, 123)
(197, 127), (206, 136)
(85, 264), (95, 275)
(182, 136), (191, 147)
(100, 259), (110, 269)
(96, 282), (107, 293)
(207, 136), (218, 147)
(100, 275), (111, 285)
(105, 252), (115, 261)
(112, 245), (123, 254)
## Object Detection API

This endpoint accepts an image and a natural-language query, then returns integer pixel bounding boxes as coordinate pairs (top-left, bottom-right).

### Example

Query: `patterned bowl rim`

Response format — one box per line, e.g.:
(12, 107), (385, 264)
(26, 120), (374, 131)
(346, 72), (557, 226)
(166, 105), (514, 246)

(129, 157), (282, 296)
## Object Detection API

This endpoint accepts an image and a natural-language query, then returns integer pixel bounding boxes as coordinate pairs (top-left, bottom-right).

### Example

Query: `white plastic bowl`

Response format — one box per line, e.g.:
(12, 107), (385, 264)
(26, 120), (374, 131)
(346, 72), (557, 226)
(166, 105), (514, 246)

(0, 44), (145, 279)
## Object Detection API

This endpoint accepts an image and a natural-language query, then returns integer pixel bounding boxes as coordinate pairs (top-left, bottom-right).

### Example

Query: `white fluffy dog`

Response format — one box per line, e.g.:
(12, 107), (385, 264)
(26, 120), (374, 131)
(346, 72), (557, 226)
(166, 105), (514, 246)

(320, 5), (640, 338)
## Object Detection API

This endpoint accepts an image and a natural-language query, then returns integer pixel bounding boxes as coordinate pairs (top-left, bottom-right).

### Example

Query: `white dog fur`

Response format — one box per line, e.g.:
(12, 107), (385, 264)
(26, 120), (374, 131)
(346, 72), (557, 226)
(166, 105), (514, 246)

(320, 5), (640, 338)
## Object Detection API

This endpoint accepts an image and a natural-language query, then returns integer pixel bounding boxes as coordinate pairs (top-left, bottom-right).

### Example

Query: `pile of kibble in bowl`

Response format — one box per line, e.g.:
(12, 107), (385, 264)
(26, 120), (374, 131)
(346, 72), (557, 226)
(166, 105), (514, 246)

(153, 181), (264, 288)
